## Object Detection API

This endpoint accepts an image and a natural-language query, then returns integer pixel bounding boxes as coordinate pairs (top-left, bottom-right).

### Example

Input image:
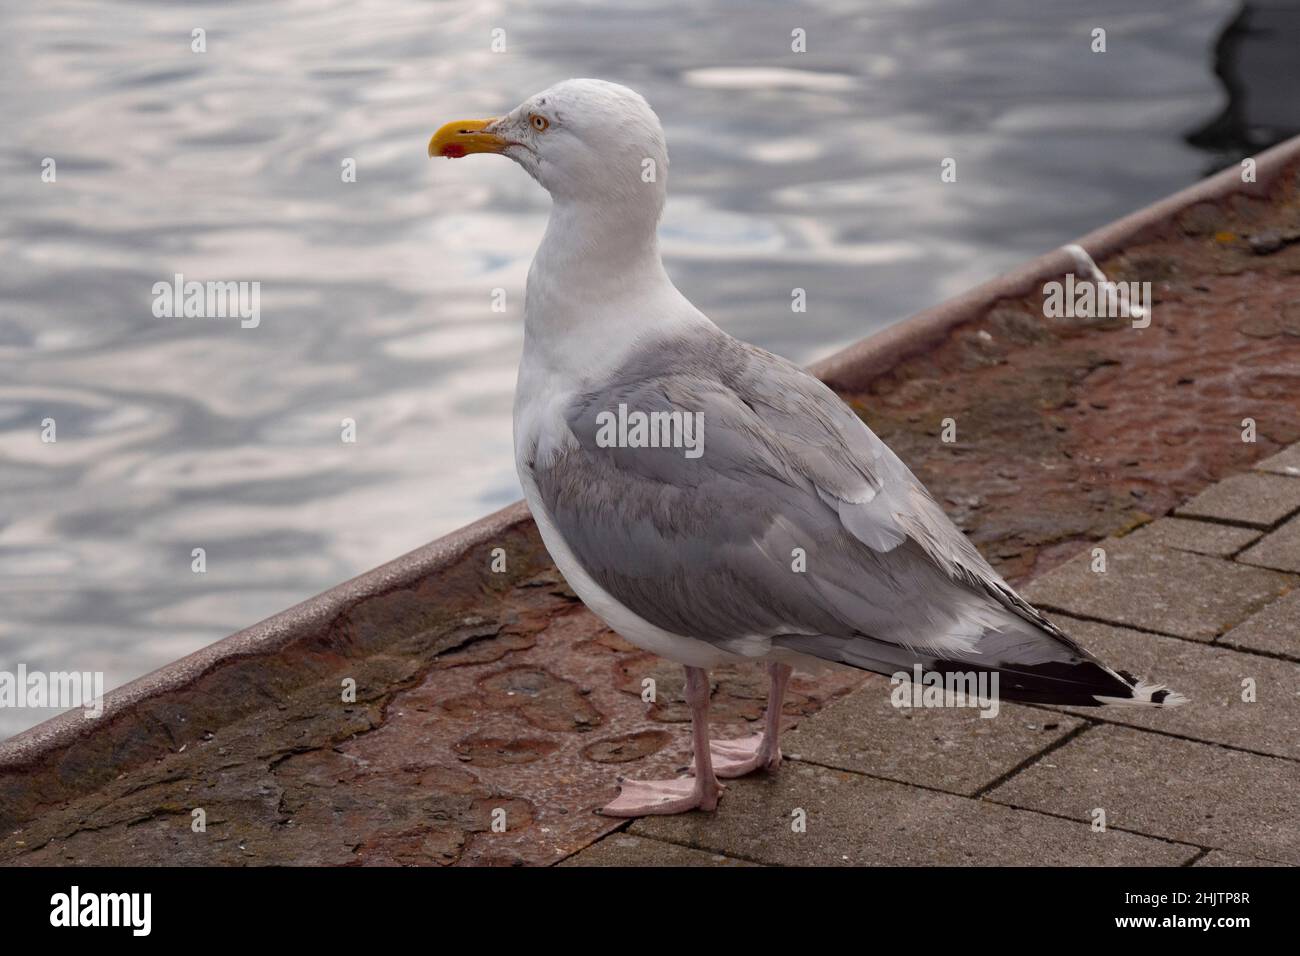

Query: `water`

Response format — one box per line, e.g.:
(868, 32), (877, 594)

(0, 0), (1245, 737)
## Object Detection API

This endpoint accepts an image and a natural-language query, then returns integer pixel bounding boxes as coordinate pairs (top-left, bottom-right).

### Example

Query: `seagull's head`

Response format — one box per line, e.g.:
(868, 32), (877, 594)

(429, 78), (668, 212)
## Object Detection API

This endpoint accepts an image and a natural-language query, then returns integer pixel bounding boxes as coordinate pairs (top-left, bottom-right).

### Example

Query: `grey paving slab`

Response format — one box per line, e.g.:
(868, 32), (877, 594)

(1219, 588), (1300, 658)
(1122, 517), (1261, 558)
(559, 833), (758, 867)
(630, 760), (1196, 866)
(782, 674), (1086, 796)
(1254, 442), (1300, 478)
(1194, 850), (1291, 867)
(1023, 536), (1292, 641)
(1175, 472), (1300, 528)
(1050, 616), (1300, 759)
(988, 724), (1300, 864)
(1238, 512), (1300, 574)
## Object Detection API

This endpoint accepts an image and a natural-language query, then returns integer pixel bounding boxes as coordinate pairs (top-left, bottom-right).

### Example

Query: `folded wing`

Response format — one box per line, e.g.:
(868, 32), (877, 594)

(533, 327), (1174, 706)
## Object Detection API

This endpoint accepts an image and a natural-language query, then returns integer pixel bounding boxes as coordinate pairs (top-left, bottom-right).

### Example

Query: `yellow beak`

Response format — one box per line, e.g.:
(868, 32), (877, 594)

(428, 118), (507, 158)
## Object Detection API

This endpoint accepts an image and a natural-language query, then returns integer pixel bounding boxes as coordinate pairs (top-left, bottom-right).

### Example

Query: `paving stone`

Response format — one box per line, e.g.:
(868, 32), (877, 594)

(1122, 517), (1260, 558)
(1194, 850), (1291, 867)
(1023, 536), (1292, 641)
(1219, 588), (1300, 658)
(988, 724), (1300, 864)
(1175, 472), (1300, 528)
(1254, 442), (1300, 478)
(1237, 512), (1300, 574)
(782, 674), (1085, 795)
(559, 833), (758, 867)
(630, 760), (1196, 866)
(1049, 616), (1300, 759)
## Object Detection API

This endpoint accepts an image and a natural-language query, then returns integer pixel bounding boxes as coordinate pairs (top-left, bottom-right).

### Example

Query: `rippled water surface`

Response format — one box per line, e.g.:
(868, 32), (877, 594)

(0, 0), (1240, 735)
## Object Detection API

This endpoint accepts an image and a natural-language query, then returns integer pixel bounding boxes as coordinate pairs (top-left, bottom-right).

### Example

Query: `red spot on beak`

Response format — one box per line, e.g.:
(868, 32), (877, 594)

(441, 143), (466, 158)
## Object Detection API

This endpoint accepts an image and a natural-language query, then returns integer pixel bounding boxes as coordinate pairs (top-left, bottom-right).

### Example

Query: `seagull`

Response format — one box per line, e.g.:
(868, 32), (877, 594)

(428, 79), (1185, 817)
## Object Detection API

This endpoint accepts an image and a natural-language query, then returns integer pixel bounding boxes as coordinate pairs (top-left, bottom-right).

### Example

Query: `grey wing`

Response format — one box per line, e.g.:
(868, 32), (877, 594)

(722, 335), (1069, 640)
(533, 329), (1132, 703)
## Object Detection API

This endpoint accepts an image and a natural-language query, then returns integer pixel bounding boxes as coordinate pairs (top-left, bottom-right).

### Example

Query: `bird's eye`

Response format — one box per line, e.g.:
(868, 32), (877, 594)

(530, 114), (550, 132)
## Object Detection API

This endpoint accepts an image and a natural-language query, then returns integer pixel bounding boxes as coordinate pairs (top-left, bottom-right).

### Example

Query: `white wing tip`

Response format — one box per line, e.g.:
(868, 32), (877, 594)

(1094, 678), (1188, 708)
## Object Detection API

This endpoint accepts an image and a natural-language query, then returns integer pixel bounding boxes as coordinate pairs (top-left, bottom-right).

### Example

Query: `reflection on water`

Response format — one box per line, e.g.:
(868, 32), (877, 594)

(0, 0), (1241, 736)
(1186, 0), (1300, 169)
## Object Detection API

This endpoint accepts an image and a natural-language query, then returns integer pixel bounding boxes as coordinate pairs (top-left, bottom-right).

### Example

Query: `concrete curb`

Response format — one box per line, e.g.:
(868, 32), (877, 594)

(4, 134), (1299, 776)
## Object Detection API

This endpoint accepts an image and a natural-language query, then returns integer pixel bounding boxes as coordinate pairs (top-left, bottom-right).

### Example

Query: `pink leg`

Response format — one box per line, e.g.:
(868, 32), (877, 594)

(599, 666), (722, 817)
(705, 662), (792, 778)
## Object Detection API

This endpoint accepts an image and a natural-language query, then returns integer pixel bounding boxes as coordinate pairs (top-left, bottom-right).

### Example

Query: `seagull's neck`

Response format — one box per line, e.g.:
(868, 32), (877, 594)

(531, 197), (666, 304)
(522, 196), (703, 383)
